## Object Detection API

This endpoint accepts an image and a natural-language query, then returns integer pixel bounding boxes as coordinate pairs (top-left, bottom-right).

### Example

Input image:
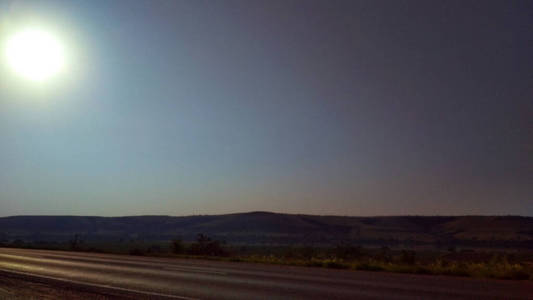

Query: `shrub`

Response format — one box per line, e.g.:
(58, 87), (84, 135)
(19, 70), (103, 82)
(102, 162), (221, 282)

(300, 246), (317, 259)
(129, 248), (145, 256)
(375, 246), (392, 262)
(172, 239), (184, 254)
(335, 244), (363, 260)
(304, 260), (324, 267)
(187, 234), (227, 256)
(324, 259), (349, 269)
(399, 250), (416, 265)
(355, 261), (385, 271)
(148, 244), (163, 254)
(69, 234), (83, 251)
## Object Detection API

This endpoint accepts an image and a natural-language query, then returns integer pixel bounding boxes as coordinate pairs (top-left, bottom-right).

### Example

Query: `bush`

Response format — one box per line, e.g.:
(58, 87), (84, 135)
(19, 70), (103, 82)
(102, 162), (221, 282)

(326, 262), (348, 269)
(300, 246), (317, 259)
(355, 261), (385, 271)
(129, 248), (145, 256)
(375, 246), (392, 262)
(324, 260), (349, 269)
(69, 234), (83, 251)
(304, 260), (324, 267)
(399, 250), (416, 265)
(335, 244), (363, 260)
(147, 244), (163, 254)
(11, 239), (25, 248)
(172, 239), (184, 254)
(187, 234), (227, 256)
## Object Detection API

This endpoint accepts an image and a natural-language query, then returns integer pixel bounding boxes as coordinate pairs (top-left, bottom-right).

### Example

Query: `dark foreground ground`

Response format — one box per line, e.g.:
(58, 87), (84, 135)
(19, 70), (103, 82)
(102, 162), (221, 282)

(0, 270), (153, 299)
(0, 248), (532, 300)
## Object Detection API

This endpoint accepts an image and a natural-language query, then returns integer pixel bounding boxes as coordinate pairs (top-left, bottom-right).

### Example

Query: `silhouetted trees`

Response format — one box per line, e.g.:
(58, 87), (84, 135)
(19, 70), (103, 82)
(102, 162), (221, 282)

(169, 234), (228, 256)
(69, 234), (83, 251)
(187, 234), (227, 256)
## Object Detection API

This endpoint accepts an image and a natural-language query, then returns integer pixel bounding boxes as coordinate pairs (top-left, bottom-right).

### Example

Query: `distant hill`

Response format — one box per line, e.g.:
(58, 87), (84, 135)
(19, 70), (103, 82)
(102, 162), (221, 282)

(0, 212), (532, 248)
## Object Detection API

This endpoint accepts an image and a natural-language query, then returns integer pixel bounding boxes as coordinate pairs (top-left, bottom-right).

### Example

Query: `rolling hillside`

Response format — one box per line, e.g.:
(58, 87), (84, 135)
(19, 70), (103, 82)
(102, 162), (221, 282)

(0, 212), (532, 248)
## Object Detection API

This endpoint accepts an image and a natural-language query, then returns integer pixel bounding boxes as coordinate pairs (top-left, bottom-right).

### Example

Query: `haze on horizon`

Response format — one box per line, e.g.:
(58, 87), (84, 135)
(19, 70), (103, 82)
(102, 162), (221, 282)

(0, 0), (531, 217)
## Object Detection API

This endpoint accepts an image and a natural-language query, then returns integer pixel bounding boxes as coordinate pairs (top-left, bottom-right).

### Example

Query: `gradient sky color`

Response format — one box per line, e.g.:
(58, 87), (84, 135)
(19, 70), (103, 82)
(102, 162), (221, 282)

(0, 0), (531, 217)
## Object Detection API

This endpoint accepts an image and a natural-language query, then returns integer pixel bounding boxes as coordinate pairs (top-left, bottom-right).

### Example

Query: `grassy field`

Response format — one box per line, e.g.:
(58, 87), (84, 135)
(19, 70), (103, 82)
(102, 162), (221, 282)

(232, 253), (532, 280)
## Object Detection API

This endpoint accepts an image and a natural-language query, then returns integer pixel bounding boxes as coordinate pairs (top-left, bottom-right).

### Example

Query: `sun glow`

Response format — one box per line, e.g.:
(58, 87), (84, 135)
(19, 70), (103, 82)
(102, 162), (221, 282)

(4, 28), (66, 82)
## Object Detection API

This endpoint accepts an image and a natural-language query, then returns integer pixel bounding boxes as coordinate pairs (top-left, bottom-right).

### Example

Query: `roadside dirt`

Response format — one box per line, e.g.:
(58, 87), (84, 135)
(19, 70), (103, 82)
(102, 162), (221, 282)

(0, 271), (154, 299)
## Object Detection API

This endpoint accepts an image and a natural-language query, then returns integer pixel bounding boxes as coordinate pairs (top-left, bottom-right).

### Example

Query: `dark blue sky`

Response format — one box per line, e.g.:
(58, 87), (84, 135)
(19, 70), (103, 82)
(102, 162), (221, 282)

(0, 0), (531, 216)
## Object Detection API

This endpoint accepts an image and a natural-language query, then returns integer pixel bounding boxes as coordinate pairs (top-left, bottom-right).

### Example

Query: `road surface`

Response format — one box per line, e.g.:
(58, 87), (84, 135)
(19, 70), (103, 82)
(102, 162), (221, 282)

(0, 248), (531, 299)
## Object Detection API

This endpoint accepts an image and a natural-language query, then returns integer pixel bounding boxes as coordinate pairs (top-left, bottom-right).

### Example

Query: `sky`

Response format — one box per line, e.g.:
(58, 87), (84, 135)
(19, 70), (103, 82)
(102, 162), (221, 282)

(0, 0), (531, 217)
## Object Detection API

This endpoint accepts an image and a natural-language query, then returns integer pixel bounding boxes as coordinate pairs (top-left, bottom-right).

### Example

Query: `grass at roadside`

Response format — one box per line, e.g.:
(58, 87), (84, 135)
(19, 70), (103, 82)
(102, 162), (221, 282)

(200, 253), (532, 280)
(2, 237), (532, 281)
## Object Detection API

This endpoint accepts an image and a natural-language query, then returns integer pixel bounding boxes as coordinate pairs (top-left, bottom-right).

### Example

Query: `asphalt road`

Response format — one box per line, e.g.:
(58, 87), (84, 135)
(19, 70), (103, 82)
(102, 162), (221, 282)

(0, 248), (531, 299)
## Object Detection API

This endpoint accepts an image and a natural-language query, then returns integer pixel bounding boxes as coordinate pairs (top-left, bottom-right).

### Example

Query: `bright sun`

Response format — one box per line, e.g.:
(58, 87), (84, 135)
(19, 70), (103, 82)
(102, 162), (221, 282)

(4, 28), (66, 82)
